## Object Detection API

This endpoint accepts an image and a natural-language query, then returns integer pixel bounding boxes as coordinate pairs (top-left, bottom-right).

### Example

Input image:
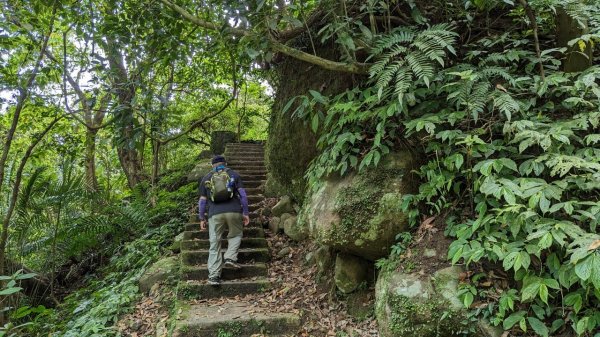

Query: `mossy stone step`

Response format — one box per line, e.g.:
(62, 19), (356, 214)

(226, 160), (265, 166)
(226, 155), (265, 160)
(242, 180), (265, 188)
(182, 227), (264, 237)
(181, 248), (269, 265)
(181, 238), (267, 250)
(233, 168), (267, 174)
(181, 263), (267, 281)
(228, 166), (266, 172)
(242, 187), (263, 195)
(225, 143), (264, 148)
(173, 302), (300, 337)
(177, 278), (271, 300)
(239, 174), (266, 181)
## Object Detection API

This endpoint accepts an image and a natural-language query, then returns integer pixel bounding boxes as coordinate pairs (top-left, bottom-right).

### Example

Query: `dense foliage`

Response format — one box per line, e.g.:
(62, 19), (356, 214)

(0, 0), (271, 335)
(290, 1), (600, 336)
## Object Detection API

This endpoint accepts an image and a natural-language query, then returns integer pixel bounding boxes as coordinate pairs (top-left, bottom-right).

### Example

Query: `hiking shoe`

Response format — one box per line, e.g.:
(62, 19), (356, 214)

(207, 277), (221, 286)
(224, 259), (241, 269)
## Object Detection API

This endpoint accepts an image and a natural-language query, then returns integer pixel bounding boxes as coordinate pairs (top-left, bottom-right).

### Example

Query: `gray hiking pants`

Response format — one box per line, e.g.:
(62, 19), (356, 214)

(208, 212), (243, 279)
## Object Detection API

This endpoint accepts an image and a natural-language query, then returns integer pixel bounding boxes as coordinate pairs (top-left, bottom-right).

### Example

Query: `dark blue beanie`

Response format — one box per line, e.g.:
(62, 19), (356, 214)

(211, 155), (226, 165)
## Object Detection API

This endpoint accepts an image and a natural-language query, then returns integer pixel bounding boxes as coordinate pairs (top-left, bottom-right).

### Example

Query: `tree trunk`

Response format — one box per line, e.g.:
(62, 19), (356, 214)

(556, 8), (593, 72)
(84, 128), (99, 192)
(103, 38), (144, 189)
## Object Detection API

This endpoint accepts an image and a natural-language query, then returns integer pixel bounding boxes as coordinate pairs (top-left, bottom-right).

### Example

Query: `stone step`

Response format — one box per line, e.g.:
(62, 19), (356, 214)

(247, 195), (262, 204)
(226, 160), (265, 165)
(232, 167), (267, 172)
(226, 153), (265, 160)
(181, 248), (270, 265)
(181, 263), (268, 281)
(234, 170), (268, 177)
(173, 302), (300, 337)
(242, 180), (265, 188)
(228, 165), (266, 171)
(225, 143), (264, 148)
(177, 278), (271, 300)
(181, 238), (267, 250)
(239, 174), (266, 181)
(243, 187), (263, 195)
(183, 227), (265, 239)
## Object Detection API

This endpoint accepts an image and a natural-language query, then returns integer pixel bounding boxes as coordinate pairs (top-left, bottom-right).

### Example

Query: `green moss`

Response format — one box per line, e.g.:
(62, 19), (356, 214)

(266, 40), (358, 202)
(334, 169), (405, 241)
(386, 295), (465, 337)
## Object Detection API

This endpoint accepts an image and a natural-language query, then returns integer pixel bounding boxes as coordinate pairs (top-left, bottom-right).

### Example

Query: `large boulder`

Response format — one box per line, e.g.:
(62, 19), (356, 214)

(375, 265), (468, 337)
(272, 196), (295, 216)
(335, 253), (368, 294)
(301, 151), (416, 260)
(139, 256), (179, 293)
(283, 216), (308, 241)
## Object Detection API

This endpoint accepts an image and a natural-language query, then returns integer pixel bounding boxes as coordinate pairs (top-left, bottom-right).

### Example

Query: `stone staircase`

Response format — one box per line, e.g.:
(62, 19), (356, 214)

(174, 143), (300, 337)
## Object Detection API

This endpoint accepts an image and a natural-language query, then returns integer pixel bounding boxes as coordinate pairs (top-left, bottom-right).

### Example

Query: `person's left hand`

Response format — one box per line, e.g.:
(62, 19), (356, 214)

(243, 215), (250, 226)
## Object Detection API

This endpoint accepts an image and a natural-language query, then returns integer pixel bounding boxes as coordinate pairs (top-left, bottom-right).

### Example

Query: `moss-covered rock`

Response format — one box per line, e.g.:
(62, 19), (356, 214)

(302, 151), (416, 260)
(375, 265), (470, 337)
(335, 253), (368, 294)
(269, 216), (281, 233)
(266, 40), (359, 202)
(170, 232), (185, 253)
(187, 161), (212, 183)
(314, 245), (334, 276)
(139, 256), (179, 293)
(272, 196), (294, 217)
(346, 290), (374, 320)
(283, 215), (308, 241)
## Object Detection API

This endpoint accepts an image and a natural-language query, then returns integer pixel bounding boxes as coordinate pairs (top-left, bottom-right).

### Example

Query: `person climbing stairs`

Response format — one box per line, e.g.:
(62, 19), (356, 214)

(173, 143), (300, 337)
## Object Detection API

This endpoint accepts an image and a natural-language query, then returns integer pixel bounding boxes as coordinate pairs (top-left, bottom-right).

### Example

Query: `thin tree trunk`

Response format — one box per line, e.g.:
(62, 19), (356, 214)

(0, 16), (54, 200)
(84, 128), (99, 192)
(0, 117), (62, 274)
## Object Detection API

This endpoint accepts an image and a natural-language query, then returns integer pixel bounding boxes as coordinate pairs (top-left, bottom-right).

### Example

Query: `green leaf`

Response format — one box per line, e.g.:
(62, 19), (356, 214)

(0, 287), (23, 296)
(463, 292), (474, 308)
(503, 311), (526, 330)
(311, 114), (319, 133)
(539, 284), (549, 304)
(575, 256), (593, 281)
(527, 317), (549, 337)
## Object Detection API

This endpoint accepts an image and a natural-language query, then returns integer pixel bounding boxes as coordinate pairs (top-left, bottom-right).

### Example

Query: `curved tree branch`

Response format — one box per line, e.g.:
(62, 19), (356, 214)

(157, 0), (370, 75)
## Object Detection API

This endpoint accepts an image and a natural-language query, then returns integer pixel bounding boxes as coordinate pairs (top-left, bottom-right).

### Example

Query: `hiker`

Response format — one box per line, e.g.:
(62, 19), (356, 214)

(198, 155), (250, 285)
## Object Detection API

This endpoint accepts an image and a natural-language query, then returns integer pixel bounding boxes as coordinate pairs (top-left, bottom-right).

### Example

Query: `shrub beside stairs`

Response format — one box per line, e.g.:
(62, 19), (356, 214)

(173, 143), (300, 337)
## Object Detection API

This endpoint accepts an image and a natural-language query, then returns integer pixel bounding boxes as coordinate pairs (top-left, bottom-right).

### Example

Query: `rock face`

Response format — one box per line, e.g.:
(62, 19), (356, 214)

(375, 265), (470, 337)
(272, 196), (295, 217)
(314, 245), (334, 276)
(187, 161), (212, 183)
(334, 253), (368, 294)
(139, 256), (179, 293)
(283, 216), (308, 241)
(302, 151), (416, 261)
(266, 46), (356, 201)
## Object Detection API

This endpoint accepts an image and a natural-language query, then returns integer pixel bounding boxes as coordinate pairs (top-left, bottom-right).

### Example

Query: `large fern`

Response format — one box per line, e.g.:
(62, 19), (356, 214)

(369, 23), (458, 104)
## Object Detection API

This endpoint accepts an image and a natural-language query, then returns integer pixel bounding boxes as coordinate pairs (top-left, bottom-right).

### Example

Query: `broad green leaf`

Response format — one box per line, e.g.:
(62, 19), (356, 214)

(527, 317), (549, 337)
